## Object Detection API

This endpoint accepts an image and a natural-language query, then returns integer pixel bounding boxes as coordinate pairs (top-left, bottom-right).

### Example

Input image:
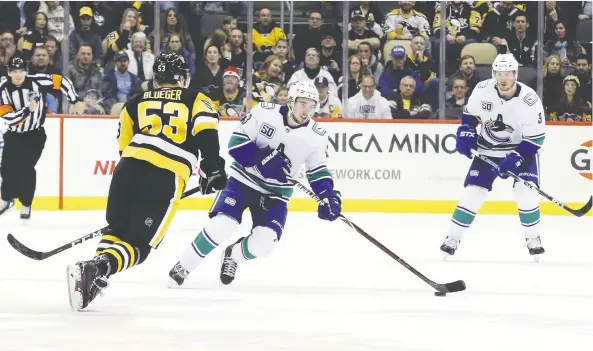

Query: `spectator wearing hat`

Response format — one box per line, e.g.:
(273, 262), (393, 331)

(212, 65), (253, 117)
(69, 6), (103, 66)
(347, 75), (392, 119)
(348, 9), (380, 57)
(101, 51), (141, 114)
(319, 35), (342, 82)
(378, 45), (422, 101)
(287, 48), (339, 97)
(350, 1), (384, 27)
(575, 54), (592, 104)
(314, 76), (342, 118)
(293, 11), (330, 65)
(548, 75), (592, 122)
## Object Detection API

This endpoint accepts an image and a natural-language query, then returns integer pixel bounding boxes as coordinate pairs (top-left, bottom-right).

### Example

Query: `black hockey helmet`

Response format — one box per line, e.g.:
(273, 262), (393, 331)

(153, 52), (190, 88)
(7, 56), (27, 72)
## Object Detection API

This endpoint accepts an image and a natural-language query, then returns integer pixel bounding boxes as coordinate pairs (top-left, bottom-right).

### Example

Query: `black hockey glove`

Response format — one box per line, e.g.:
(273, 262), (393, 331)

(199, 156), (227, 195)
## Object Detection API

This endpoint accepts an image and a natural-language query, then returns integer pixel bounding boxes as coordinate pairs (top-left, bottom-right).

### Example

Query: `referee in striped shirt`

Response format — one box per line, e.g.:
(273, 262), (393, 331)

(0, 56), (85, 219)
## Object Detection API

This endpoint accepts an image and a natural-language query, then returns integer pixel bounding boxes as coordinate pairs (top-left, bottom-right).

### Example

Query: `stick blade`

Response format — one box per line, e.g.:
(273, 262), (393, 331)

(444, 280), (466, 293)
(6, 234), (44, 260)
(573, 196), (593, 217)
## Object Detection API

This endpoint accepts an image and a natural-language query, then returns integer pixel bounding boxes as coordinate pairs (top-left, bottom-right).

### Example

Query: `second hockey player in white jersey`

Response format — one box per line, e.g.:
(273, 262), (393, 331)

(168, 81), (342, 285)
(440, 51), (547, 260)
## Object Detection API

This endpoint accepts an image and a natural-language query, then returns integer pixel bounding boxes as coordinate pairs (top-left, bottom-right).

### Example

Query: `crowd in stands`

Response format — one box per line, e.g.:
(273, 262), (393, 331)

(0, 1), (591, 122)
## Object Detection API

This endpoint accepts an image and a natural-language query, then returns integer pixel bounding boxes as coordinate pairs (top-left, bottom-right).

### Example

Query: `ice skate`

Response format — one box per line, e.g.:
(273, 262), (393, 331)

(440, 236), (461, 258)
(220, 238), (242, 285)
(0, 199), (14, 216)
(20, 205), (31, 220)
(526, 236), (545, 262)
(67, 256), (109, 311)
(168, 261), (190, 287)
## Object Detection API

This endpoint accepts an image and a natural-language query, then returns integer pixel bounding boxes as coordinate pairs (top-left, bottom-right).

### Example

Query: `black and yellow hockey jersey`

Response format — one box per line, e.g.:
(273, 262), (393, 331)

(117, 88), (220, 181)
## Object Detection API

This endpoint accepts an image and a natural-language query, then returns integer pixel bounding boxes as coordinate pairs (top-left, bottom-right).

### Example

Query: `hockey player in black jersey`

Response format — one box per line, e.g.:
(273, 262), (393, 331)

(66, 52), (227, 311)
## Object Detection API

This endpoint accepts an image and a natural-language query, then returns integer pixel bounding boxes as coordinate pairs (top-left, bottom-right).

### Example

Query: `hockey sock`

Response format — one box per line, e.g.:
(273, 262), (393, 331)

(96, 241), (140, 276)
(95, 234), (122, 257)
(514, 182), (541, 239)
(231, 226), (278, 263)
(178, 214), (237, 272)
(447, 185), (488, 239)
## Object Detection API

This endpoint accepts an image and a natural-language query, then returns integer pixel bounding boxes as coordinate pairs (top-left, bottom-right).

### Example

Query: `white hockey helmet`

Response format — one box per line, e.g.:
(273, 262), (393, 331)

(287, 81), (320, 120)
(492, 53), (519, 80)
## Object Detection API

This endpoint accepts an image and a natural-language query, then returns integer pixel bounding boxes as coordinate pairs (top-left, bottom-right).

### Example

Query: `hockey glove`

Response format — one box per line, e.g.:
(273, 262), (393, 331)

(318, 189), (342, 221)
(254, 146), (290, 183)
(497, 152), (523, 179)
(456, 125), (478, 159)
(199, 156), (228, 195)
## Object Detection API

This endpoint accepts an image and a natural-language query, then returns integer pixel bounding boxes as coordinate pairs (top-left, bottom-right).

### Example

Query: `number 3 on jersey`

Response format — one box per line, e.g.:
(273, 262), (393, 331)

(138, 101), (189, 144)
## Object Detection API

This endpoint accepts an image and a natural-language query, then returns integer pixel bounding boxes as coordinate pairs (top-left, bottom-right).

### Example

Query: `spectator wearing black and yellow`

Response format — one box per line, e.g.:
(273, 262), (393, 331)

(348, 10), (380, 58)
(102, 8), (145, 58)
(405, 35), (438, 109)
(358, 41), (383, 83)
(383, 1), (431, 41)
(575, 54), (592, 104)
(18, 12), (49, 61)
(444, 75), (468, 119)
(470, 1), (493, 36)
(166, 33), (195, 75)
(111, 2), (153, 35)
(390, 75), (432, 119)
(211, 66), (250, 117)
(319, 35), (342, 83)
(252, 8), (287, 58)
(273, 39), (295, 84)
(433, 2), (480, 74)
(542, 20), (584, 65)
(149, 8), (196, 61)
(252, 55), (285, 103)
(505, 12), (536, 67)
(293, 11), (328, 65)
(481, 2), (522, 46)
(548, 75), (592, 122)
(69, 7), (103, 66)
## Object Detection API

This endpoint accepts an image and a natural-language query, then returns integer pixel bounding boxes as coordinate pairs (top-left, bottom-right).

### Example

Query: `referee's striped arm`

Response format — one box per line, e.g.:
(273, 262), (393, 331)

(0, 104), (29, 126)
(31, 73), (80, 102)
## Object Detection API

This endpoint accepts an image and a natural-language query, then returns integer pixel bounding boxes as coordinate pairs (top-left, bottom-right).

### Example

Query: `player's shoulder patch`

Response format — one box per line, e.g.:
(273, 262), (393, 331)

(311, 121), (327, 137)
(523, 91), (539, 106)
(476, 80), (490, 89)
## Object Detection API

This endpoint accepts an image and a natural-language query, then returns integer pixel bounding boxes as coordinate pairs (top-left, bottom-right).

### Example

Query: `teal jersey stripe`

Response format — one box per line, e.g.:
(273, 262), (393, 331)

(228, 134), (251, 149)
(307, 167), (333, 182)
(523, 135), (545, 146)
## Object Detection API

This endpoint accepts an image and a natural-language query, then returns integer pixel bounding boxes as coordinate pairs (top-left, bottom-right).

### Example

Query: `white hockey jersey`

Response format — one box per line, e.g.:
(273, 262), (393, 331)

(228, 102), (333, 202)
(464, 79), (546, 158)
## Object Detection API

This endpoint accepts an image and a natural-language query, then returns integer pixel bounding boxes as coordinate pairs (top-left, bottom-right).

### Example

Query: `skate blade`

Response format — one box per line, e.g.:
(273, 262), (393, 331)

(66, 265), (83, 312)
(532, 254), (542, 263)
(167, 277), (182, 289)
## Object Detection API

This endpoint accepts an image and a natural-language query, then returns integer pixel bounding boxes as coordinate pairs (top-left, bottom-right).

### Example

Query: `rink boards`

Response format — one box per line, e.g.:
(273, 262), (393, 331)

(2, 116), (591, 215)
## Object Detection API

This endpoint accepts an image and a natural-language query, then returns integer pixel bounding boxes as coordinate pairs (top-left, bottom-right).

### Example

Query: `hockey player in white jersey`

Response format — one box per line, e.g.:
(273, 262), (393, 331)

(440, 51), (546, 260)
(168, 81), (342, 285)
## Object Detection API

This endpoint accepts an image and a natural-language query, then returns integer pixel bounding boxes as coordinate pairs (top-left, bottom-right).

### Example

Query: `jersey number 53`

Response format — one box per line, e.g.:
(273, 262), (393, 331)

(138, 101), (189, 144)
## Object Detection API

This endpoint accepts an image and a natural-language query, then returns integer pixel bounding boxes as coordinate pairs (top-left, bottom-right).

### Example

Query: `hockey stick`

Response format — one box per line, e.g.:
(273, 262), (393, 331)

(6, 185), (203, 261)
(471, 149), (592, 217)
(288, 177), (466, 294)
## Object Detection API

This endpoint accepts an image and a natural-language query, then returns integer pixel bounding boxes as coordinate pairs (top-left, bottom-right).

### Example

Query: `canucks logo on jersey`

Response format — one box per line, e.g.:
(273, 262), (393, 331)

(483, 114), (515, 144)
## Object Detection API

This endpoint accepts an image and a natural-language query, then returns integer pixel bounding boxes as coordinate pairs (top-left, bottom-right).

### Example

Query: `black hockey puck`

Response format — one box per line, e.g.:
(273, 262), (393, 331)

(434, 291), (447, 297)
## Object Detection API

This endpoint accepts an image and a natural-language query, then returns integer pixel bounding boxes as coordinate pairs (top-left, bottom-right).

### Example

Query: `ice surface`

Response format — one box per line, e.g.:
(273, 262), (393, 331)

(0, 210), (591, 351)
